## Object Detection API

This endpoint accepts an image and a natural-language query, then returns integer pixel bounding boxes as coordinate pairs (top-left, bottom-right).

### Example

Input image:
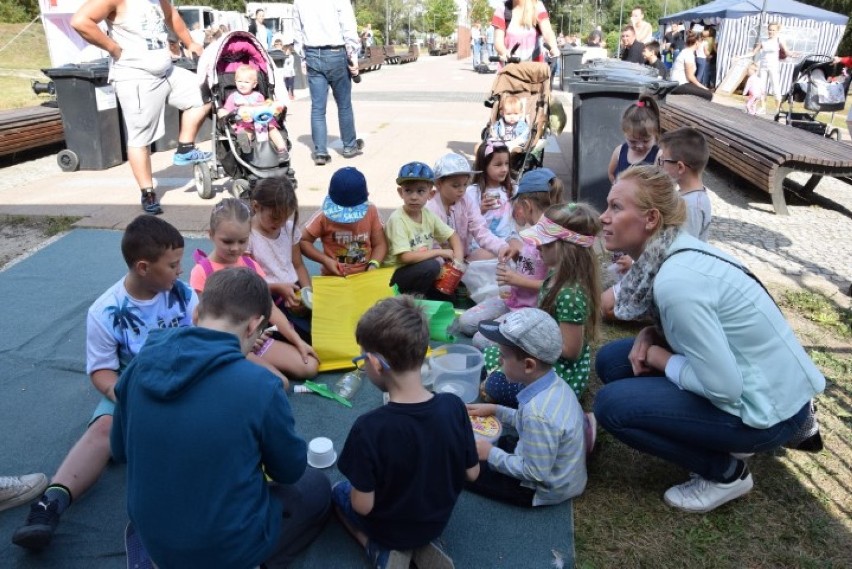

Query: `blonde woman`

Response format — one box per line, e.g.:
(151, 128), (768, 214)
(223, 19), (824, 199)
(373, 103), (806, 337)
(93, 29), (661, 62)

(750, 22), (793, 111)
(491, 0), (559, 63)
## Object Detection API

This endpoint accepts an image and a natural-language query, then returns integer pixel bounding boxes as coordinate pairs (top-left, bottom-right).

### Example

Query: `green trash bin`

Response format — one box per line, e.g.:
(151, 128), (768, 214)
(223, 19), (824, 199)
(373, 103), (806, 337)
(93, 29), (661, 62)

(43, 60), (123, 172)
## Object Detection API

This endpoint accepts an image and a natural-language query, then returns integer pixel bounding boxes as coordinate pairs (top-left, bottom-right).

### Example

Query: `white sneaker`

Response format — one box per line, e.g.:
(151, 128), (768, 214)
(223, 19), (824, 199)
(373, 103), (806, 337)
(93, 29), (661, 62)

(0, 473), (48, 513)
(663, 468), (753, 513)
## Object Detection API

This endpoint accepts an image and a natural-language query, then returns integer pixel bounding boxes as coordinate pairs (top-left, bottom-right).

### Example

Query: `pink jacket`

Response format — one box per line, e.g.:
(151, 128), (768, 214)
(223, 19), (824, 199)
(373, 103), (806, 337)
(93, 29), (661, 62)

(426, 192), (506, 256)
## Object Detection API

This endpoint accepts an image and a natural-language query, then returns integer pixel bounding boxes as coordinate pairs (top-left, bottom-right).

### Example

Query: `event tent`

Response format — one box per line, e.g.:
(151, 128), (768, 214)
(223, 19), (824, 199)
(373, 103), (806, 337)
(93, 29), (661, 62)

(659, 0), (849, 92)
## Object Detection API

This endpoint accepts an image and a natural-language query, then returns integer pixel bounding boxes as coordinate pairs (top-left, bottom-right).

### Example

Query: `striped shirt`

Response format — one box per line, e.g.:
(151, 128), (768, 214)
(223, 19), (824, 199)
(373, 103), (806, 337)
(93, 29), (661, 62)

(490, 370), (587, 506)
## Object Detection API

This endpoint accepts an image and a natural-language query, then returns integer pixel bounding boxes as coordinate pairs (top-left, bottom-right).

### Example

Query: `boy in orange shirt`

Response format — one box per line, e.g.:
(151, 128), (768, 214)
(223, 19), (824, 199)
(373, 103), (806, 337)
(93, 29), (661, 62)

(300, 167), (387, 276)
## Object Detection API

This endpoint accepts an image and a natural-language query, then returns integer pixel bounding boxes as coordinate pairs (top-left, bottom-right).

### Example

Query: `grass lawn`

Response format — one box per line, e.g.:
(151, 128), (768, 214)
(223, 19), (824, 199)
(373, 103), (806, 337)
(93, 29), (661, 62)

(0, 22), (53, 110)
(574, 285), (852, 568)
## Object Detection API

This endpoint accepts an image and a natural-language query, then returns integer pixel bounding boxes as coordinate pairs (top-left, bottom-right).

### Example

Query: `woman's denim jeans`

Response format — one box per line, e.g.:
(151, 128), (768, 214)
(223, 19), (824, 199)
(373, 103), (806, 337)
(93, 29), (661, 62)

(593, 338), (808, 481)
(304, 47), (356, 155)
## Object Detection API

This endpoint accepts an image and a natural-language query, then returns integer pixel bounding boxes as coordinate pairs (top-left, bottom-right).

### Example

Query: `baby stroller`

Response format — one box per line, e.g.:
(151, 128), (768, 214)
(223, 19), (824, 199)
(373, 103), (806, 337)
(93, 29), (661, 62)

(194, 31), (295, 200)
(774, 54), (851, 141)
(481, 61), (552, 181)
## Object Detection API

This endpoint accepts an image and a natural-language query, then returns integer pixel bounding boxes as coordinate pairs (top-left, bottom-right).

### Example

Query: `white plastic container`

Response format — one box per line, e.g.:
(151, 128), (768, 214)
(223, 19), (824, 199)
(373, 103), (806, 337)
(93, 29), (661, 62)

(430, 344), (484, 403)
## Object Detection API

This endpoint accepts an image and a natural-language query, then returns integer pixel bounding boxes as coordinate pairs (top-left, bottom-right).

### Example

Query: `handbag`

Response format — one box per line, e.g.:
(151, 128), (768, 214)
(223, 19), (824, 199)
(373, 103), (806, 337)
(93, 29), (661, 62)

(779, 44), (787, 60)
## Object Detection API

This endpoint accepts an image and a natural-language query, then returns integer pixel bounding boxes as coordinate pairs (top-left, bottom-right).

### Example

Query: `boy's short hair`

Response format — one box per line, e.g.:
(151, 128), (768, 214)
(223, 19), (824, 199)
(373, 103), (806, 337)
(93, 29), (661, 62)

(355, 296), (429, 372)
(121, 215), (184, 267)
(197, 267), (272, 325)
(644, 40), (661, 57)
(659, 127), (710, 174)
(478, 308), (562, 365)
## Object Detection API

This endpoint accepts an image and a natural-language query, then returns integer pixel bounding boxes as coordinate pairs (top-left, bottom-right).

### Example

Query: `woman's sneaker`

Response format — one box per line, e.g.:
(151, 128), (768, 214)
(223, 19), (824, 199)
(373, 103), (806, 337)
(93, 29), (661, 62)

(413, 540), (455, 569)
(0, 474), (48, 513)
(584, 412), (597, 456)
(663, 467), (753, 513)
(366, 540), (412, 569)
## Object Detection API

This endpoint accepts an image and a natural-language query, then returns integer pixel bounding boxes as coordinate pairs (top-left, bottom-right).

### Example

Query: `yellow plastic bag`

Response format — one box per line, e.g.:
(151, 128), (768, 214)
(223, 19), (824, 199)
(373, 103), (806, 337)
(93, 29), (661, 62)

(311, 268), (396, 372)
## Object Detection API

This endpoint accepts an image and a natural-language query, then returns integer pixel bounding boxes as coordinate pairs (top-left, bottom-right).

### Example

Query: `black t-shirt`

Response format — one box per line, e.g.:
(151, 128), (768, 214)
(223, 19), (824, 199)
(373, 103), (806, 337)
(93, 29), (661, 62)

(338, 393), (478, 550)
(621, 41), (646, 64)
(665, 30), (686, 51)
(650, 58), (669, 79)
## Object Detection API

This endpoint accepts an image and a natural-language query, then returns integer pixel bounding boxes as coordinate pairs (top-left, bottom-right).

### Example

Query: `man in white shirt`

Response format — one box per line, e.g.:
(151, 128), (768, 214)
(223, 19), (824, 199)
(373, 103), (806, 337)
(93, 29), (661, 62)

(293, 0), (364, 166)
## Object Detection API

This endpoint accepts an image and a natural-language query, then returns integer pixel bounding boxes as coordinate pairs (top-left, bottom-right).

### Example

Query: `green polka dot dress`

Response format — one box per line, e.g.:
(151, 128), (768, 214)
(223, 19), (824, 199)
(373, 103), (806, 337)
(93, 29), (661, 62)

(484, 276), (591, 398)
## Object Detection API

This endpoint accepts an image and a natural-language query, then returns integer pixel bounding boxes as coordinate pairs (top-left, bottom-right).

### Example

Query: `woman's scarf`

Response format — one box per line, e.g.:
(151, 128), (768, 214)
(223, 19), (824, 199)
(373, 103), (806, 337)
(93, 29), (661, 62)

(614, 226), (680, 323)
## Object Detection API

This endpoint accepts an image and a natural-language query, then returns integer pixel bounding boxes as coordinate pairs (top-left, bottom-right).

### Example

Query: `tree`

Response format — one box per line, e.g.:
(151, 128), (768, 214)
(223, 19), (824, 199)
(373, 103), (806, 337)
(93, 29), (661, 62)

(424, 0), (458, 38)
(469, 0), (492, 27)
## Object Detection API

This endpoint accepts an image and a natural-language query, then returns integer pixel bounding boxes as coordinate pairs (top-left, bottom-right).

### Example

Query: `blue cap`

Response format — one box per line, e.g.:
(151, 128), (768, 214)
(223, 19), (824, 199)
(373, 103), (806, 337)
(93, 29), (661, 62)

(322, 167), (369, 224)
(396, 161), (435, 185)
(513, 168), (556, 200)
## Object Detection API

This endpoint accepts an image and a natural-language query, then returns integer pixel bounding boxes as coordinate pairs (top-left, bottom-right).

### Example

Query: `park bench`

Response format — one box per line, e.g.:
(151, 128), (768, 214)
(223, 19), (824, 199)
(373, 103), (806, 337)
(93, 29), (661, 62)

(0, 104), (64, 158)
(659, 94), (852, 215)
(358, 46), (385, 72)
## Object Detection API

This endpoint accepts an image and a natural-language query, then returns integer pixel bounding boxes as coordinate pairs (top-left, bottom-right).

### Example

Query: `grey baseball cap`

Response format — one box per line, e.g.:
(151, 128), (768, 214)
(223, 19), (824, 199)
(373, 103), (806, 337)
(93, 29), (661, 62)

(478, 308), (562, 365)
(433, 152), (480, 180)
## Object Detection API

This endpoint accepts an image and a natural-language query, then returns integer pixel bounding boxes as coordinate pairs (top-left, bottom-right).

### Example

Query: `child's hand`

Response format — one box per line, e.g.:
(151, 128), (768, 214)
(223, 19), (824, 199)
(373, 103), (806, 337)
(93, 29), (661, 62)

(475, 438), (493, 461)
(495, 262), (516, 287)
(274, 283), (300, 307)
(297, 341), (319, 365)
(481, 193), (500, 213)
(322, 257), (343, 276)
(467, 403), (498, 417)
(437, 249), (455, 261)
(497, 242), (520, 263)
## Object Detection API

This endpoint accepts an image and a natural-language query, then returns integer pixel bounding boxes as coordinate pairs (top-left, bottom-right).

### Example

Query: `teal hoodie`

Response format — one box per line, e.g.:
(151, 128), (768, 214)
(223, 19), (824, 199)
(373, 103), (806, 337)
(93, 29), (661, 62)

(112, 326), (307, 569)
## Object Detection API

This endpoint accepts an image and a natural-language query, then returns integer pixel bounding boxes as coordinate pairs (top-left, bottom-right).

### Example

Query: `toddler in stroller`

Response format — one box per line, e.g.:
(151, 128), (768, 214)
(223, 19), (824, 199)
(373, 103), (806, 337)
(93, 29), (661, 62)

(482, 62), (552, 180)
(194, 31), (295, 200)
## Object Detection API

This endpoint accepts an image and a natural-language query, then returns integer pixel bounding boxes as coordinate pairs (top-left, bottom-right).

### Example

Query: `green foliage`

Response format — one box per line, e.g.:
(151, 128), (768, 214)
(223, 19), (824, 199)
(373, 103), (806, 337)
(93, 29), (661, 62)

(469, 0), (492, 27)
(424, 0), (458, 38)
(0, 0), (33, 23)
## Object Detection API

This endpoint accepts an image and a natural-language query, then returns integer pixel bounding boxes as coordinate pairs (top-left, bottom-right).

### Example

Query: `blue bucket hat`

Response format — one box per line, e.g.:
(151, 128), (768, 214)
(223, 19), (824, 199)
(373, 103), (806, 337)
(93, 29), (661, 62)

(396, 161), (435, 185)
(323, 167), (369, 224)
(512, 168), (557, 200)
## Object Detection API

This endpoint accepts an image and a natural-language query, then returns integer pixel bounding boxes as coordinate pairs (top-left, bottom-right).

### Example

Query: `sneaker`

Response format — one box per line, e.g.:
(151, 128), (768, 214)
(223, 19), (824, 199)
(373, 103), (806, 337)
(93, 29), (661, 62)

(141, 190), (163, 215)
(413, 540), (454, 569)
(12, 498), (61, 550)
(584, 412), (597, 456)
(784, 400), (823, 452)
(312, 152), (331, 166)
(236, 131), (252, 154)
(366, 540), (412, 569)
(663, 467), (754, 513)
(0, 474), (48, 513)
(172, 147), (213, 166)
(342, 138), (365, 158)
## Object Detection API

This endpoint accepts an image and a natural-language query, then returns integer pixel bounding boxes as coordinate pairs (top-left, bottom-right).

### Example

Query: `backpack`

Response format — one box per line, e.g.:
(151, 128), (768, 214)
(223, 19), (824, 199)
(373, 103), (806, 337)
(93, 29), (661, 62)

(503, 0), (541, 61)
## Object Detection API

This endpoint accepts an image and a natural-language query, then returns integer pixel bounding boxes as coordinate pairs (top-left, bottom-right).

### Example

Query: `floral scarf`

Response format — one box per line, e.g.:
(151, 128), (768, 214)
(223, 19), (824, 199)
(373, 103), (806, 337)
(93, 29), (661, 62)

(613, 226), (680, 323)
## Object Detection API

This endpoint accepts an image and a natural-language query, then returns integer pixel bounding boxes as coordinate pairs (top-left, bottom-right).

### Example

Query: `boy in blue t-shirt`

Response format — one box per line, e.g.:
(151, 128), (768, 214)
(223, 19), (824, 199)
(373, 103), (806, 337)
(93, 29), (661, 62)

(12, 216), (198, 551)
(333, 296), (480, 569)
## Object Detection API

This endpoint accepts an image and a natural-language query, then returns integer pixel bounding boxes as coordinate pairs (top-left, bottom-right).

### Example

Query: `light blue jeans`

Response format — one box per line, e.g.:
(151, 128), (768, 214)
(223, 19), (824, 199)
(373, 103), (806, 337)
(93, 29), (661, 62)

(593, 338), (809, 481)
(304, 47), (356, 155)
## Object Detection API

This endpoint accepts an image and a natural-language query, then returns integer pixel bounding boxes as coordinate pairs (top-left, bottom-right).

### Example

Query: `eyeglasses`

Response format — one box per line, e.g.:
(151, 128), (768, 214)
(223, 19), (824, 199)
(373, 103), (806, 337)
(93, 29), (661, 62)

(352, 353), (391, 371)
(656, 156), (679, 166)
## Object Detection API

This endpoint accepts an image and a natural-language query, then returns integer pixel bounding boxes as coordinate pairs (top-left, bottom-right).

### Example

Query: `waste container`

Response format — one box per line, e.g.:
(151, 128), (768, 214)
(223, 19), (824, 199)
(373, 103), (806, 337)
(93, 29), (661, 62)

(566, 75), (677, 213)
(559, 47), (585, 89)
(43, 60), (123, 172)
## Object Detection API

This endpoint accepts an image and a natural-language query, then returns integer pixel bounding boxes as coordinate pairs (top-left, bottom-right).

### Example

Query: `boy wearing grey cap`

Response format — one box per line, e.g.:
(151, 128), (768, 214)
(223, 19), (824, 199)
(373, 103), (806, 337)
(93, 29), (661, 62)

(466, 308), (589, 507)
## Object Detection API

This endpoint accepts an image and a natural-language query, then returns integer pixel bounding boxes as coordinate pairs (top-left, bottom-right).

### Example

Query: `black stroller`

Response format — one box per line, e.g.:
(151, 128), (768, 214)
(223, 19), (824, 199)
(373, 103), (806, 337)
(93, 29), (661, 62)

(194, 31), (295, 199)
(774, 54), (851, 140)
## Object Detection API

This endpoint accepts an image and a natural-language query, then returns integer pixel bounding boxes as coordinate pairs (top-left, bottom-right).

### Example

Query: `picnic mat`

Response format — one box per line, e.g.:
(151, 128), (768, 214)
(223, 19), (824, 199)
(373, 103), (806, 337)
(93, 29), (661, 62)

(0, 229), (575, 569)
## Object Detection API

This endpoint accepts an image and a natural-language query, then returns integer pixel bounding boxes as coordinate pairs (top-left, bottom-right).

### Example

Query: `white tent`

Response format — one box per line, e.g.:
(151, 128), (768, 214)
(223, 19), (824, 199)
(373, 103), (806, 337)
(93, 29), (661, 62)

(660, 0), (848, 93)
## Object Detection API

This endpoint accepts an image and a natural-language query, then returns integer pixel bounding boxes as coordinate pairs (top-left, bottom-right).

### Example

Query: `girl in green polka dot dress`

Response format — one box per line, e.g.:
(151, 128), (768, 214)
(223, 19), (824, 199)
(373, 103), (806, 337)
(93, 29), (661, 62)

(481, 203), (602, 407)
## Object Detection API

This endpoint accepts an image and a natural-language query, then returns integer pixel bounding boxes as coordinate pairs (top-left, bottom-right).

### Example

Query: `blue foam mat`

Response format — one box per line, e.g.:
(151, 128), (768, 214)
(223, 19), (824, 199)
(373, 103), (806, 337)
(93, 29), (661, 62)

(0, 229), (574, 568)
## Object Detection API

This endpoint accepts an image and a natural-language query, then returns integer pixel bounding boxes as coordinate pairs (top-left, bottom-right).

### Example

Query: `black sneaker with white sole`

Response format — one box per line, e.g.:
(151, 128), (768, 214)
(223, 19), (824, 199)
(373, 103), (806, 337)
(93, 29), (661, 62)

(12, 498), (61, 550)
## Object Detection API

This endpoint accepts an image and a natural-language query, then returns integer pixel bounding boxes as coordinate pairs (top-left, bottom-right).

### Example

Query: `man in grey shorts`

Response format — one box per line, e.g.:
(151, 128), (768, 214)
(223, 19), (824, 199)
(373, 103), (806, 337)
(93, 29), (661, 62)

(72, 0), (212, 214)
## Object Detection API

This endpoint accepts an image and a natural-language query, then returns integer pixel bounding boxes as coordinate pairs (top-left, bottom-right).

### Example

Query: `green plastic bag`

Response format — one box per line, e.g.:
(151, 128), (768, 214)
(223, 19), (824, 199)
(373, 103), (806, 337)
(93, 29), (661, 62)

(413, 299), (456, 342)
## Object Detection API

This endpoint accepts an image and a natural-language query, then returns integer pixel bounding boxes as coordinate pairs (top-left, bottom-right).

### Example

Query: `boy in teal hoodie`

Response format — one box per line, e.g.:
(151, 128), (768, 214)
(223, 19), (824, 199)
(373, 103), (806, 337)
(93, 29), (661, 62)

(111, 268), (330, 568)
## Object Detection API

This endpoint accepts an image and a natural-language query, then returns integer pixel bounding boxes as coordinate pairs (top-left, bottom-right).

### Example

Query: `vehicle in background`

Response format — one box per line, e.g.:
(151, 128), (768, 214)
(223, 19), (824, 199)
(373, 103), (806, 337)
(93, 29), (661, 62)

(177, 6), (248, 35)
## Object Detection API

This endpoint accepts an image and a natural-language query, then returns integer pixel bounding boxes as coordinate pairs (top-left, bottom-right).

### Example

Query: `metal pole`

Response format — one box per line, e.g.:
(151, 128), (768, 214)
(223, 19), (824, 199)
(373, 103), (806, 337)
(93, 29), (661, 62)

(386, 0), (389, 44)
(617, 0), (625, 58)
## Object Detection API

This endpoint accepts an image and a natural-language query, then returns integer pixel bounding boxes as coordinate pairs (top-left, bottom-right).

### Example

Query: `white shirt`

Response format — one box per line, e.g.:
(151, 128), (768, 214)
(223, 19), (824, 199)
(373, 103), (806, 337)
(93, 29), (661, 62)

(293, 0), (360, 57)
(671, 49), (695, 85)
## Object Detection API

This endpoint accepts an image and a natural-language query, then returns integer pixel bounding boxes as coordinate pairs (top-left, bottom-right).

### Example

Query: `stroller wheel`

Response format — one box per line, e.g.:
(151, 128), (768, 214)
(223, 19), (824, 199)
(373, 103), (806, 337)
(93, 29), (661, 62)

(194, 163), (214, 199)
(232, 178), (252, 200)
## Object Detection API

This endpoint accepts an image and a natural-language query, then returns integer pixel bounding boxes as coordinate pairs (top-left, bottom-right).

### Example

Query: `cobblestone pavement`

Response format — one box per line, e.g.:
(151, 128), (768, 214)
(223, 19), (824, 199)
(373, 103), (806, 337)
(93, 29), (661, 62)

(701, 166), (852, 298)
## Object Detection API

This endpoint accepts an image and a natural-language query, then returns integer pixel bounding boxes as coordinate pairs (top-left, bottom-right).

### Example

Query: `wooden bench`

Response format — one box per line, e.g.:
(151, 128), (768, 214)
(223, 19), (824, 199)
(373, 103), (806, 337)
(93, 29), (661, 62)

(659, 95), (852, 215)
(0, 104), (64, 158)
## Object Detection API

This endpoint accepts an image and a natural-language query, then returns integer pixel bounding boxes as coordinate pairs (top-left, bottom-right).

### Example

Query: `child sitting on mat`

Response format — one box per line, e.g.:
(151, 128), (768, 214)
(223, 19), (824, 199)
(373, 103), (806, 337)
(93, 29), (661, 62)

(333, 296), (479, 567)
(385, 161), (464, 300)
(300, 167), (387, 276)
(467, 308), (589, 508)
(190, 196), (318, 384)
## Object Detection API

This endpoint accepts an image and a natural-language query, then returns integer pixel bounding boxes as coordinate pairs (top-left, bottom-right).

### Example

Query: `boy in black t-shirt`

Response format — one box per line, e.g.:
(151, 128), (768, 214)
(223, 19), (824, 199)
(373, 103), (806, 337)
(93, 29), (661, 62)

(333, 296), (480, 569)
(643, 41), (669, 80)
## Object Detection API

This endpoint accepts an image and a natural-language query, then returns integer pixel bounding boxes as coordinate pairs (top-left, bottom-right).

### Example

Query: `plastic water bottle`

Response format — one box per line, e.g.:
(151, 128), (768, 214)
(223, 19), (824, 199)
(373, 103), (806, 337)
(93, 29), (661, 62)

(335, 370), (363, 399)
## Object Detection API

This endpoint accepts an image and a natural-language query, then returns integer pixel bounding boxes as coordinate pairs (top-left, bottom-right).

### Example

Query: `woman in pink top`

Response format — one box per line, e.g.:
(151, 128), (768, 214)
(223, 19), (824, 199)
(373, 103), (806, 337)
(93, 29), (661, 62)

(492, 0), (559, 64)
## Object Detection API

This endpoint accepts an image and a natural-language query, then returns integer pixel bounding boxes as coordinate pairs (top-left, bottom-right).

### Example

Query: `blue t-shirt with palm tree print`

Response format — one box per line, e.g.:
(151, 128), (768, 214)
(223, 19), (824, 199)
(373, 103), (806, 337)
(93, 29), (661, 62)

(86, 277), (198, 376)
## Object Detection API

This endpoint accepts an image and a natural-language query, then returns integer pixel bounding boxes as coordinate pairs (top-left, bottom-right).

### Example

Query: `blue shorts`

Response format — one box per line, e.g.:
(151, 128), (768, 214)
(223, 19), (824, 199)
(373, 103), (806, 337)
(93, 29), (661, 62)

(89, 395), (115, 426)
(331, 480), (370, 535)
